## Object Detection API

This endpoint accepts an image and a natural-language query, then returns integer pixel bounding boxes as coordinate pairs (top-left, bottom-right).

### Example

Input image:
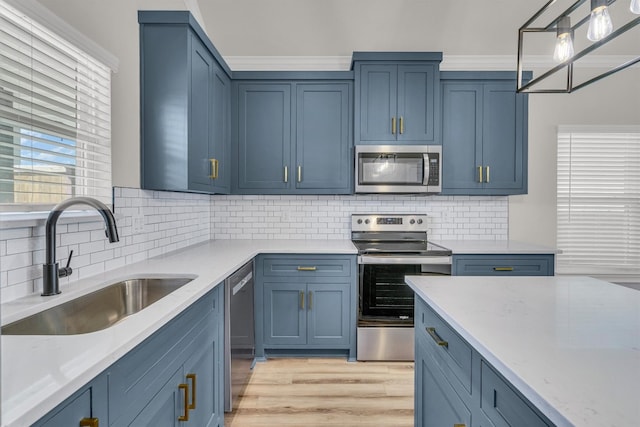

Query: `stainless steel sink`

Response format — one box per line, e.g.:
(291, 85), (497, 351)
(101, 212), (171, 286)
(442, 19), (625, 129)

(1, 277), (193, 335)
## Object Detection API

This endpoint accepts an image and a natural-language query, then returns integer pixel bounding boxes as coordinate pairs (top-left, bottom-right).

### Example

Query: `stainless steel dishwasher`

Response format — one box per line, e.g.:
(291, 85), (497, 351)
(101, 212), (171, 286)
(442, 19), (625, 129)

(224, 260), (255, 412)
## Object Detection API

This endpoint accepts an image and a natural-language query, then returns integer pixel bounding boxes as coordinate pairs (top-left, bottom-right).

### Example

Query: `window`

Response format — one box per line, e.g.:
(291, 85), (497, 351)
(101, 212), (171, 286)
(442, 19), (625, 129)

(557, 126), (640, 277)
(0, 0), (112, 210)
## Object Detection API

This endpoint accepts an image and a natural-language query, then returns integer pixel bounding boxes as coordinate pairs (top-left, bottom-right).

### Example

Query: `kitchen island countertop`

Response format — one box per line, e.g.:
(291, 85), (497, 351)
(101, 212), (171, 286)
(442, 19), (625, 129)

(406, 275), (640, 427)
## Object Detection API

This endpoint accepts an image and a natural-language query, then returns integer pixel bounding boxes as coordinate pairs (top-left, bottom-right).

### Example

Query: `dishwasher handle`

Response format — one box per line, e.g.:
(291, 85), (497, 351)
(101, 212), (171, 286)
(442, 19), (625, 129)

(231, 272), (253, 296)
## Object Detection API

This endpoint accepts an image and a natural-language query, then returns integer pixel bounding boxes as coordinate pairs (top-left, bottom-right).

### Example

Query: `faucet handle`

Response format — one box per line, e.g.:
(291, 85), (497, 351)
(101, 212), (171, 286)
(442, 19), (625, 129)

(59, 250), (73, 278)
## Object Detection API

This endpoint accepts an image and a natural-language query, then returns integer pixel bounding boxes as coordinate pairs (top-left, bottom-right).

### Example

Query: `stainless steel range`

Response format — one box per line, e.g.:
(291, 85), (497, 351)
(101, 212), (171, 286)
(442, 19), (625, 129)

(352, 214), (452, 361)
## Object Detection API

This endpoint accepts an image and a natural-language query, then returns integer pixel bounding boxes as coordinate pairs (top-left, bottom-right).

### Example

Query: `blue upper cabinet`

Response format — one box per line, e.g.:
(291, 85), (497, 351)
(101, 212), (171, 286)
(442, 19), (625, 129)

(232, 74), (353, 195)
(352, 52), (442, 145)
(139, 12), (231, 194)
(441, 72), (529, 195)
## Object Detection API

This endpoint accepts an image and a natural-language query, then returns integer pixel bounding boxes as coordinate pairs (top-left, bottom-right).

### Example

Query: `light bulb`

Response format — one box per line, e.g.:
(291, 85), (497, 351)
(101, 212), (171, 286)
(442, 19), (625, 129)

(553, 16), (574, 62)
(587, 0), (614, 41)
(631, 0), (640, 14)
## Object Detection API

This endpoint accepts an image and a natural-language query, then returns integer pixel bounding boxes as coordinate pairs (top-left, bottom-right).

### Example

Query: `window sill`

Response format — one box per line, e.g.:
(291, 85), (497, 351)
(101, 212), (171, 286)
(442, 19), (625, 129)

(0, 210), (104, 229)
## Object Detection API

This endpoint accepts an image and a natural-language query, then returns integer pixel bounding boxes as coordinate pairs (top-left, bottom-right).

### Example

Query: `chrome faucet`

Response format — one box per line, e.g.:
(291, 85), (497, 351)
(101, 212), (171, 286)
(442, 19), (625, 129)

(43, 197), (119, 296)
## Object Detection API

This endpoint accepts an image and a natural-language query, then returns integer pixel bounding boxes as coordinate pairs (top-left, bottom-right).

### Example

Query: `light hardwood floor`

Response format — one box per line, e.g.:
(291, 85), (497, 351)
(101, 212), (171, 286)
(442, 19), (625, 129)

(225, 358), (414, 426)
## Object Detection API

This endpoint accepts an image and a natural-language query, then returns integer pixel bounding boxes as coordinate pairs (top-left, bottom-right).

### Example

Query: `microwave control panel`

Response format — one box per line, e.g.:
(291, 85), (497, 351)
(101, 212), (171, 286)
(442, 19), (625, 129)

(426, 153), (440, 186)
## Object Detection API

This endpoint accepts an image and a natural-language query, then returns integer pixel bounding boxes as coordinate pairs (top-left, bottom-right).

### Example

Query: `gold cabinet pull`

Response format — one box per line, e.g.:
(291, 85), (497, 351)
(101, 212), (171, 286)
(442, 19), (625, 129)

(297, 165), (302, 183)
(426, 327), (448, 348)
(493, 267), (514, 272)
(299, 291), (305, 310)
(454, 424), (466, 427)
(478, 166), (483, 183)
(186, 373), (196, 410)
(283, 166), (288, 183)
(297, 266), (317, 271)
(485, 165), (490, 183)
(178, 383), (189, 421)
(399, 116), (404, 134)
(79, 419), (99, 427)
(209, 158), (219, 179)
(391, 117), (396, 135)
(308, 291), (313, 310)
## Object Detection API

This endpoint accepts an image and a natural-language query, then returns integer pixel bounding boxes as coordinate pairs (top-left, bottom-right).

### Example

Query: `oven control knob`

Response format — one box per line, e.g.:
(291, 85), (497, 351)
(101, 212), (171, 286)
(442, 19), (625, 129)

(364, 219), (370, 224)
(417, 219), (423, 224)
(357, 219), (363, 224)
(410, 219), (415, 224)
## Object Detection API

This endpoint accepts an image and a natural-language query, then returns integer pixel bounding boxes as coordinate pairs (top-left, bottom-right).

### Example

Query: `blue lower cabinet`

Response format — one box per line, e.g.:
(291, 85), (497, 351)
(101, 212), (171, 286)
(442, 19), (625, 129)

(452, 254), (555, 276)
(256, 254), (357, 360)
(35, 285), (224, 427)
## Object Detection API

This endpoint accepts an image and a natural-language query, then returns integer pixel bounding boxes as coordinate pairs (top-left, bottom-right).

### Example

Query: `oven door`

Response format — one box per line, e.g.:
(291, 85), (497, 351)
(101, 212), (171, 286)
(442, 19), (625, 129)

(358, 256), (451, 325)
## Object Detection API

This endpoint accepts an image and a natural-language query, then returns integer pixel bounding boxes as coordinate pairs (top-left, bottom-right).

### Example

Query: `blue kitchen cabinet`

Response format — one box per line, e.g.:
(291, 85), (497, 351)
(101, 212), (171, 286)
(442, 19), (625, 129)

(414, 295), (554, 427)
(32, 375), (108, 427)
(352, 52), (442, 145)
(452, 254), (555, 276)
(232, 76), (353, 194)
(441, 72), (529, 195)
(255, 254), (357, 360)
(35, 285), (224, 427)
(139, 11), (231, 194)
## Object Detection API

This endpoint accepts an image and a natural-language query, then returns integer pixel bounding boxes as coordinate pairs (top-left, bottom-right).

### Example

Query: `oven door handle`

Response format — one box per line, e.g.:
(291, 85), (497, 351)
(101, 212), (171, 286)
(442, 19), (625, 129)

(358, 255), (452, 265)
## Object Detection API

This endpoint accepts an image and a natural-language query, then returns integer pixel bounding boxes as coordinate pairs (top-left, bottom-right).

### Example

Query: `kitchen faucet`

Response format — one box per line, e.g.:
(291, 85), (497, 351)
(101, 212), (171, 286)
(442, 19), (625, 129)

(42, 197), (119, 296)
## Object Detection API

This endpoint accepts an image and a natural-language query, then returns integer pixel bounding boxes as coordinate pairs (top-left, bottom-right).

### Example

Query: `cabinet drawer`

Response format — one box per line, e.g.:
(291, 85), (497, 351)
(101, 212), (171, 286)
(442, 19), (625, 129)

(480, 361), (552, 427)
(453, 254), (554, 276)
(415, 296), (472, 394)
(262, 256), (352, 277)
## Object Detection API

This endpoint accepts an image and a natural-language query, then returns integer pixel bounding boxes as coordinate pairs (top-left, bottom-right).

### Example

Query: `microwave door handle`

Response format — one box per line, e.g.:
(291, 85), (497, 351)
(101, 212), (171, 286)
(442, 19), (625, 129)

(423, 154), (430, 185)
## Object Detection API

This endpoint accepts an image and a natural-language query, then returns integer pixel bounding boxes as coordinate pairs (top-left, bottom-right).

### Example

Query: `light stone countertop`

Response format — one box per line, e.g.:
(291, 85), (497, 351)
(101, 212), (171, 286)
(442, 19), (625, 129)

(406, 275), (640, 427)
(0, 239), (357, 427)
(435, 239), (561, 254)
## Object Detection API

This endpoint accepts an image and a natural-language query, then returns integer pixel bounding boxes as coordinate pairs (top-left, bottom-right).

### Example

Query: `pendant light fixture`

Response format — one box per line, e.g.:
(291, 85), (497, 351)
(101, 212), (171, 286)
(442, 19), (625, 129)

(553, 16), (575, 62)
(587, 0), (614, 41)
(631, 0), (640, 14)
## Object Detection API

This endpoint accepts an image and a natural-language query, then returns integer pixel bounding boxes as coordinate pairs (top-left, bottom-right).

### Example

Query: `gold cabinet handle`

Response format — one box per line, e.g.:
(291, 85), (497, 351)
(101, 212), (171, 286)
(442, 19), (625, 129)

(297, 165), (302, 183)
(186, 373), (196, 410)
(299, 291), (305, 310)
(80, 419), (99, 427)
(308, 291), (313, 310)
(426, 327), (448, 348)
(391, 117), (396, 135)
(478, 166), (483, 183)
(454, 424), (467, 427)
(297, 266), (317, 271)
(283, 166), (288, 183)
(178, 383), (189, 421)
(399, 116), (404, 134)
(485, 165), (490, 183)
(209, 158), (219, 179)
(493, 267), (514, 272)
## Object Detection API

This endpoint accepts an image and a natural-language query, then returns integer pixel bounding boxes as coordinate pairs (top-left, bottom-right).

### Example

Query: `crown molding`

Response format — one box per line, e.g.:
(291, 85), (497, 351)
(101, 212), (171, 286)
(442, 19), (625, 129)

(224, 54), (638, 71)
(3, 0), (119, 72)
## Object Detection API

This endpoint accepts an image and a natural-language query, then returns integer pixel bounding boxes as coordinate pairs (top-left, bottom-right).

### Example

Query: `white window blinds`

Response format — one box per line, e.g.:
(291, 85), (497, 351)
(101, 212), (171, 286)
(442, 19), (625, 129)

(0, 0), (112, 210)
(557, 126), (640, 276)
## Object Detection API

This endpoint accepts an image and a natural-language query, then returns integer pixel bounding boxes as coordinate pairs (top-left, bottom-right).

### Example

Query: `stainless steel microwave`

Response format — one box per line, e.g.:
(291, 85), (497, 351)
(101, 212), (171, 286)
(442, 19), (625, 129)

(355, 145), (442, 194)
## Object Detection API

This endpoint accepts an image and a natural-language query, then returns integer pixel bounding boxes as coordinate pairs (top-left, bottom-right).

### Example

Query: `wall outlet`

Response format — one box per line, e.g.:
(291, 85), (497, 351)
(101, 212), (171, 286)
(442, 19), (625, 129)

(132, 213), (145, 234)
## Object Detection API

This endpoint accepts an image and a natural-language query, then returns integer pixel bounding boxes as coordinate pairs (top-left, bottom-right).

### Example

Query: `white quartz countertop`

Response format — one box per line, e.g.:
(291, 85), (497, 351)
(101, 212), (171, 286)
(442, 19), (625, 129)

(0, 239), (357, 427)
(435, 239), (561, 254)
(406, 275), (640, 427)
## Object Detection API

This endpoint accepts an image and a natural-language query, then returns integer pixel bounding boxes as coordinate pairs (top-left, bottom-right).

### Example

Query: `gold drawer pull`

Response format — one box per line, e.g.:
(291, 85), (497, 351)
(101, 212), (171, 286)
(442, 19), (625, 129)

(187, 373), (196, 409)
(493, 267), (514, 272)
(426, 327), (448, 348)
(454, 424), (466, 427)
(178, 383), (189, 421)
(391, 116), (396, 135)
(209, 158), (219, 179)
(478, 166), (483, 183)
(485, 165), (490, 183)
(284, 166), (288, 183)
(399, 116), (404, 134)
(297, 165), (302, 183)
(80, 419), (99, 427)
(297, 266), (317, 271)
(299, 291), (305, 310)
(308, 291), (313, 310)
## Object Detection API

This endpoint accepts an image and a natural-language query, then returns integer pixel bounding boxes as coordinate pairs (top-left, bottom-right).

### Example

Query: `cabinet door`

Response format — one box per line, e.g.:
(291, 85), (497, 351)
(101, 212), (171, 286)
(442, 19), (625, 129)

(358, 64), (397, 142)
(188, 34), (215, 192)
(415, 339), (472, 427)
(442, 82), (483, 192)
(295, 83), (351, 193)
(183, 340), (218, 427)
(397, 64), (438, 143)
(236, 83), (291, 191)
(306, 282), (350, 346)
(209, 62), (231, 194)
(482, 83), (524, 192)
(263, 282), (307, 345)
(129, 369), (183, 427)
